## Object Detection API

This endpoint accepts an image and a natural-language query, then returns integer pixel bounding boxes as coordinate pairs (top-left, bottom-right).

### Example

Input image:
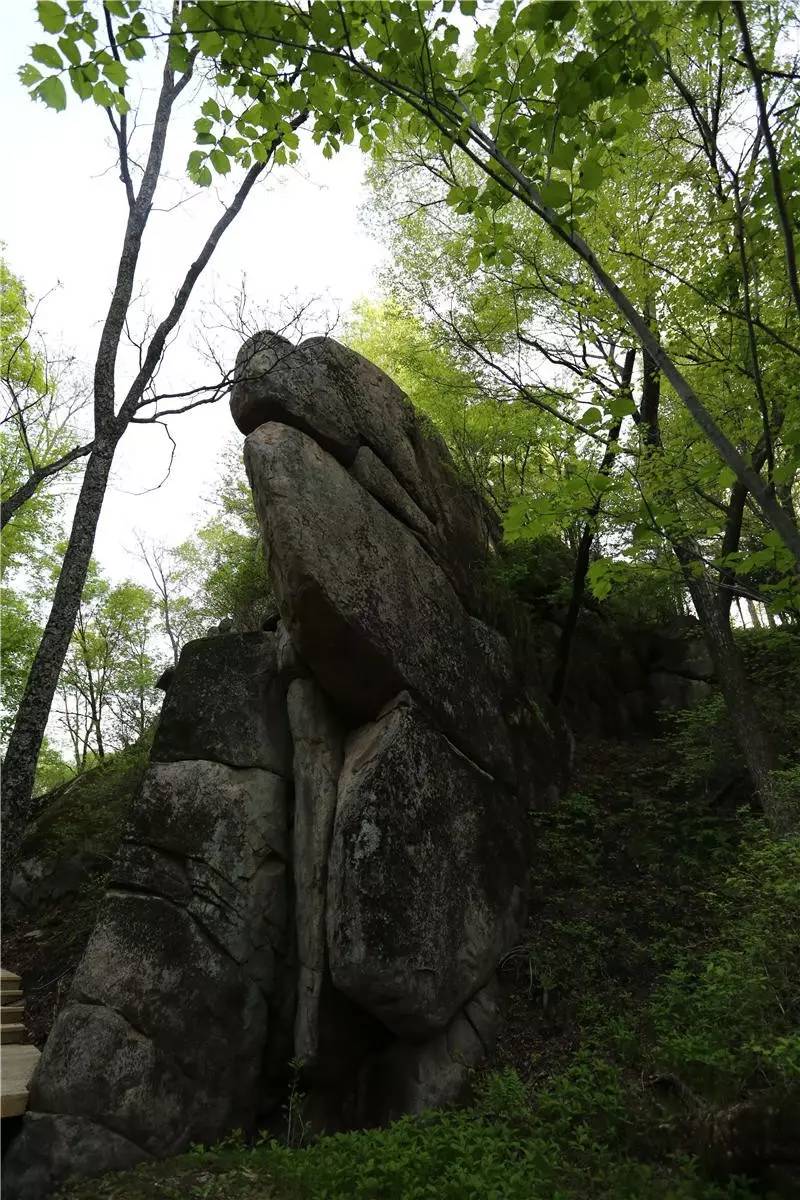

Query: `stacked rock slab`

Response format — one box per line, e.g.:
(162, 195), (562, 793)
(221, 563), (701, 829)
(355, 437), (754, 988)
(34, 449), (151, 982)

(3, 336), (567, 1197)
(3, 635), (293, 1198)
(239, 334), (566, 1124)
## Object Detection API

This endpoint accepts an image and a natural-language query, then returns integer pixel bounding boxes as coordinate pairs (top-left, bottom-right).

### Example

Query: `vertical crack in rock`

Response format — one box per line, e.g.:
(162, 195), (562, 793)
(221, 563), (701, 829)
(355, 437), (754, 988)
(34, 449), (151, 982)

(286, 677), (343, 1068)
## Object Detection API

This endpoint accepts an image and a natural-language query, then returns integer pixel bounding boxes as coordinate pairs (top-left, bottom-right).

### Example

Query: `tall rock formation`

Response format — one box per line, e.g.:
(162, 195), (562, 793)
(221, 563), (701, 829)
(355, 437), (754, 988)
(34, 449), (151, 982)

(3, 336), (568, 1198)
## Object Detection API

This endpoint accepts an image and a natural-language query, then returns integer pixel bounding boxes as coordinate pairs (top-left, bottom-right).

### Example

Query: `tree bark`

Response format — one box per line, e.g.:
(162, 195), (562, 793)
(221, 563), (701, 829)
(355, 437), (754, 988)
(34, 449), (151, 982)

(679, 555), (789, 832)
(1, 441), (94, 530)
(636, 348), (786, 831)
(1, 436), (118, 898)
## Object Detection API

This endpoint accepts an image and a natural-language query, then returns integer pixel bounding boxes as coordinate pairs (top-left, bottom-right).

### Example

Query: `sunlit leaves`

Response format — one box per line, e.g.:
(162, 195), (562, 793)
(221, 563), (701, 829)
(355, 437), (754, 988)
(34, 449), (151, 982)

(36, 1), (67, 34)
(32, 42), (63, 69)
(210, 147), (231, 175)
(34, 75), (67, 111)
(539, 179), (571, 209)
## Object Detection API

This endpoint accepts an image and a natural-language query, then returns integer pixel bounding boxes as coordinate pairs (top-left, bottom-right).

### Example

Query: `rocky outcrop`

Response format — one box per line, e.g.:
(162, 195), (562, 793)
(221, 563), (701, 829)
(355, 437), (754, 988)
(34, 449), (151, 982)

(4, 335), (565, 1197)
(328, 696), (526, 1038)
(4, 636), (292, 1198)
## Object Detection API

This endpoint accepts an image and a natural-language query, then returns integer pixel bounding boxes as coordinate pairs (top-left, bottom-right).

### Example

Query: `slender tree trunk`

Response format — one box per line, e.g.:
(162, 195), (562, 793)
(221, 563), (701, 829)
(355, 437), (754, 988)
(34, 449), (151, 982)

(681, 559), (790, 832)
(637, 347), (787, 831)
(1, 435), (119, 897)
(551, 348), (636, 705)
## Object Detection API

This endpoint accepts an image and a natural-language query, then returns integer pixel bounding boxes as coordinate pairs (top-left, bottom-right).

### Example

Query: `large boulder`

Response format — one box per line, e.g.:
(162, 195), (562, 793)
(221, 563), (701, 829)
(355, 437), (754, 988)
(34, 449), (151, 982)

(4, 335), (570, 1197)
(151, 633), (291, 775)
(327, 697), (527, 1038)
(232, 333), (498, 604)
(231, 334), (432, 517)
(3, 645), (292, 1199)
(245, 422), (516, 783)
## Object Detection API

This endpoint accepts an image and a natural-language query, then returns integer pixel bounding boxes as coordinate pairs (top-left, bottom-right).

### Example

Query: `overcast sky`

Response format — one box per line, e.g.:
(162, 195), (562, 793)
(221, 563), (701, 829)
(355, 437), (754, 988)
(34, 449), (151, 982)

(1, 3), (387, 585)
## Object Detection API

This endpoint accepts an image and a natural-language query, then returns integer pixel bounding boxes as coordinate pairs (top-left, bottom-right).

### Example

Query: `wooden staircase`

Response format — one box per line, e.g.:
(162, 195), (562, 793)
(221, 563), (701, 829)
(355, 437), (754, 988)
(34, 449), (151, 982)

(1, 968), (41, 1118)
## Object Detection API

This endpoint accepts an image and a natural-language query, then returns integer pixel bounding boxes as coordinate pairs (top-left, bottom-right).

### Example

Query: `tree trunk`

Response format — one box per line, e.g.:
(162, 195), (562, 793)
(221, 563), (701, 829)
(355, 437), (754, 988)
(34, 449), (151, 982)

(1, 436), (119, 896)
(551, 349), (636, 706)
(682, 562), (791, 833)
(636, 345), (787, 832)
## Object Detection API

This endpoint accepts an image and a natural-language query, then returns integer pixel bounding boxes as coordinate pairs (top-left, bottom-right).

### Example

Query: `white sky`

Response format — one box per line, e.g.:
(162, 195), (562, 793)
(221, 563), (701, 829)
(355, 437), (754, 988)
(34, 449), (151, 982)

(1, 2), (386, 586)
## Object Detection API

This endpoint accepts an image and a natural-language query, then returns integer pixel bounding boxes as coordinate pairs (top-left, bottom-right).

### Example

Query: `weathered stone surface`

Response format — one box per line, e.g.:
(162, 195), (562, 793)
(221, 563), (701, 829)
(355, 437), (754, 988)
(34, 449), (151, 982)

(6, 849), (104, 921)
(276, 620), (307, 683)
(151, 633), (291, 775)
(232, 334), (499, 605)
(2, 1112), (148, 1200)
(287, 677), (343, 1065)
(117, 760), (290, 969)
(356, 985), (497, 1125)
(232, 334), (432, 517)
(245, 422), (515, 781)
(328, 699), (527, 1038)
(648, 671), (713, 710)
(30, 891), (272, 1153)
(350, 444), (435, 542)
(650, 631), (715, 681)
(5, 757), (290, 1194)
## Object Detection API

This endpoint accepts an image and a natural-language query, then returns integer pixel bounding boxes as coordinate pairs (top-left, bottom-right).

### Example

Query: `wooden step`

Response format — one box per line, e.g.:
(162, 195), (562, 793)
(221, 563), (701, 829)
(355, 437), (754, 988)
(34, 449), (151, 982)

(0, 1025), (26, 1045)
(1, 992), (23, 1007)
(0, 969), (21, 983)
(1, 1006), (25, 1027)
(0, 1044), (40, 1119)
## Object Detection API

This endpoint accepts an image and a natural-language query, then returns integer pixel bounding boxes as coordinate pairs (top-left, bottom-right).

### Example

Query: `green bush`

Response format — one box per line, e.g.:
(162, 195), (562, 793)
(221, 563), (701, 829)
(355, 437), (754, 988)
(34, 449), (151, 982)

(648, 830), (800, 1102)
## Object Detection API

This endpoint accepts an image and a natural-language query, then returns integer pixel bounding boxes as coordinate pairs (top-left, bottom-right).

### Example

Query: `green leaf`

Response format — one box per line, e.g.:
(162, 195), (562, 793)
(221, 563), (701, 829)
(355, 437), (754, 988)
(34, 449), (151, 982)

(198, 30), (223, 56)
(58, 35), (81, 66)
(581, 407), (602, 426)
(32, 43), (63, 69)
(210, 148), (230, 174)
(19, 64), (43, 87)
(68, 64), (92, 98)
(717, 466), (736, 489)
(92, 80), (115, 106)
(103, 59), (127, 87)
(37, 1), (67, 33)
(550, 139), (577, 170)
(607, 392), (637, 419)
(579, 156), (604, 190)
(121, 38), (145, 60)
(34, 74), (67, 110)
(539, 178), (571, 208)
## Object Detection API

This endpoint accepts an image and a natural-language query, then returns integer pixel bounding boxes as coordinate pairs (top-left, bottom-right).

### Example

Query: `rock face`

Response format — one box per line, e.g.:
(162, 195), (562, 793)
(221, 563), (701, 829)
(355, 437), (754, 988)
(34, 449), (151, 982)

(4, 336), (566, 1197)
(328, 696), (526, 1038)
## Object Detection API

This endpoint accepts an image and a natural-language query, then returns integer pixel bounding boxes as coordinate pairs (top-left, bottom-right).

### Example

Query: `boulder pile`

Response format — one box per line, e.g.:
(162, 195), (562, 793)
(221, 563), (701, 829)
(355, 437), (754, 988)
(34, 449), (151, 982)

(3, 336), (568, 1197)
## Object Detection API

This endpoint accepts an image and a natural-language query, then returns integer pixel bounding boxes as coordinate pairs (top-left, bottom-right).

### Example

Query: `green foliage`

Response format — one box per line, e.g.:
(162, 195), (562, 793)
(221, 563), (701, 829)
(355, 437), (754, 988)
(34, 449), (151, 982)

(33, 737), (75, 797)
(57, 1065), (755, 1200)
(587, 557), (686, 626)
(662, 628), (800, 794)
(23, 735), (150, 865)
(485, 537), (575, 616)
(649, 829), (800, 1101)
